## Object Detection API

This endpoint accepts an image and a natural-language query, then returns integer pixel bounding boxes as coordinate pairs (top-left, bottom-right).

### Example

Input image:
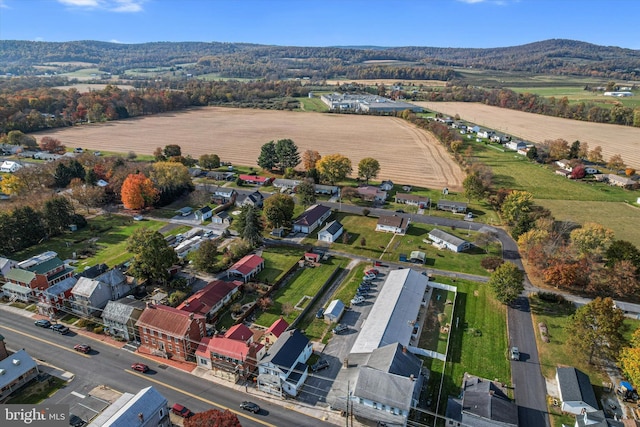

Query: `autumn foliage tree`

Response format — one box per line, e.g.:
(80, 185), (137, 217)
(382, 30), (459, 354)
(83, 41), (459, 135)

(39, 136), (66, 153)
(619, 328), (640, 389)
(121, 173), (159, 210)
(184, 409), (241, 427)
(301, 149), (321, 171)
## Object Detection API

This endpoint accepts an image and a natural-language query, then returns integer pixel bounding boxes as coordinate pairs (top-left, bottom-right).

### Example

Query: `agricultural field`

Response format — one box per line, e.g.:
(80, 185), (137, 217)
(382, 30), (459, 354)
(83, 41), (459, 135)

(31, 107), (465, 191)
(416, 101), (640, 170)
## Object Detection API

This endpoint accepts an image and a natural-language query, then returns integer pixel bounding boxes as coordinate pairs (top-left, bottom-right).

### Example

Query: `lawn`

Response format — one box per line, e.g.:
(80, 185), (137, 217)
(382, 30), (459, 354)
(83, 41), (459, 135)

(536, 199), (640, 248)
(419, 288), (456, 354)
(425, 276), (510, 415)
(12, 215), (167, 269)
(255, 246), (304, 284)
(6, 376), (67, 404)
(254, 256), (344, 327)
(382, 223), (501, 276)
(315, 213), (393, 259)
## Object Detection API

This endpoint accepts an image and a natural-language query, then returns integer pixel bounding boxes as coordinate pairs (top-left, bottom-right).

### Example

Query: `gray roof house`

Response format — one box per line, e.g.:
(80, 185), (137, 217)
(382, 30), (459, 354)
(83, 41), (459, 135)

(437, 200), (468, 213)
(70, 268), (134, 317)
(574, 410), (624, 427)
(194, 205), (213, 222)
(317, 220), (343, 243)
(446, 373), (518, 427)
(293, 204), (332, 234)
(427, 228), (472, 253)
(0, 257), (17, 278)
(236, 191), (264, 208)
(556, 367), (599, 415)
(88, 386), (170, 427)
(331, 343), (424, 426)
(102, 297), (146, 342)
(212, 210), (232, 225)
(257, 329), (313, 397)
(0, 349), (40, 403)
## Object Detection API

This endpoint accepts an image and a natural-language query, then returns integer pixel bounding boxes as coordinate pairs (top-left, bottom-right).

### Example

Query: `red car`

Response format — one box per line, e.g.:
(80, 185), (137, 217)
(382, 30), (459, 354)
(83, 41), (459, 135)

(171, 403), (195, 418)
(131, 363), (149, 373)
(73, 344), (91, 354)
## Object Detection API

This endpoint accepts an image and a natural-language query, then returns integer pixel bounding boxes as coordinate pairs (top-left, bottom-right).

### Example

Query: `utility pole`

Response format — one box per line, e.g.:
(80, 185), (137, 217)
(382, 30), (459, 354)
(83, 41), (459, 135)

(346, 380), (349, 427)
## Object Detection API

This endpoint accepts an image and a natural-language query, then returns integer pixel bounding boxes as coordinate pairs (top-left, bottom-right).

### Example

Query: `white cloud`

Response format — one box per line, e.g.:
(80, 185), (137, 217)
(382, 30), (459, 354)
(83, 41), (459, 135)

(0, 0), (9, 9)
(56, 0), (145, 12)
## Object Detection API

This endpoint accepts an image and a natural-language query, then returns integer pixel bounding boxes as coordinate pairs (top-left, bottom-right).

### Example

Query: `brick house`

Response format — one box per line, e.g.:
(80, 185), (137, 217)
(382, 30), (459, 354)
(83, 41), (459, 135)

(136, 304), (206, 362)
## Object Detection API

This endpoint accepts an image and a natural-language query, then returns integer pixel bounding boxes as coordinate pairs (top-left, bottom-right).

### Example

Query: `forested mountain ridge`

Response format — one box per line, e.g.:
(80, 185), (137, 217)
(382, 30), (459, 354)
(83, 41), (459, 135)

(1, 38), (639, 80)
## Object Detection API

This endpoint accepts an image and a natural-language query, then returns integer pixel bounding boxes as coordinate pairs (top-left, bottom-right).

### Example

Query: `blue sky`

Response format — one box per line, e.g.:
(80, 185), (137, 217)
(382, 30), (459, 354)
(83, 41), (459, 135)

(1, 0), (638, 49)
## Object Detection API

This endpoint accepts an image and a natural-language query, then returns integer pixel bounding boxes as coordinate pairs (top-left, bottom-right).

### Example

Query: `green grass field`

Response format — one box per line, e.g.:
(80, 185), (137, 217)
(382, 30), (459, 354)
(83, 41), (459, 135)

(255, 246), (304, 284)
(424, 276), (510, 416)
(254, 256), (344, 327)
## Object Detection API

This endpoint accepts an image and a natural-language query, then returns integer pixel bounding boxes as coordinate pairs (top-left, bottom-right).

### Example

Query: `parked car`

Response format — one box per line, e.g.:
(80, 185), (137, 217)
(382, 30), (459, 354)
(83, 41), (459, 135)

(73, 344), (91, 354)
(367, 268), (379, 275)
(510, 346), (520, 361)
(364, 272), (377, 279)
(50, 324), (70, 334)
(311, 359), (330, 372)
(333, 324), (348, 334)
(133, 215), (144, 221)
(69, 414), (86, 427)
(240, 401), (260, 413)
(351, 296), (365, 305)
(171, 403), (195, 418)
(131, 363), (149, 373)
(316, 308), (325, 319)
(34, 319), (52, 328)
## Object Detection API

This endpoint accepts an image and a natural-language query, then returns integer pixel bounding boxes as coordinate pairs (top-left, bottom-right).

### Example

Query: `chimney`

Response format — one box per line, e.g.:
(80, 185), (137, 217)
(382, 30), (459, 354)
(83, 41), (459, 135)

(189, 312), (194, 320)
(137, 413), (144, 422)
(402, 346), (407, 354)
(410, 374), (415, 381)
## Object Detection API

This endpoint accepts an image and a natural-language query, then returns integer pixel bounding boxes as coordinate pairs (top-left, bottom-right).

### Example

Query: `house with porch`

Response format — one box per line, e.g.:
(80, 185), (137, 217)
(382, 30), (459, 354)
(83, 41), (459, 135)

(177, 279), (243, 321)
(36, 276), (77, 317)
(257, 329), (313, 397)
(136, 304), (206, 361)
(1, 252), (74, 302)
(212, 187), (236, 204)
(227, 255), (265, 283)
(376, 215), (410, 235)
(102, 297), (146, 342)
(427, 229), (472, 253)
(292, 204), (332, 234)
(70, 268), (134, 317)
(314, 184), (339, 195)
(195, 324), (266, 382)
(0, 349), (40, 403)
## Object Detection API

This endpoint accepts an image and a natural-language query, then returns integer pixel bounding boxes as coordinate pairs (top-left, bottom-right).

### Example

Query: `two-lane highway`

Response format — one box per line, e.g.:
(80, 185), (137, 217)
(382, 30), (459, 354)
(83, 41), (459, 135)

(0, 311), (333, 427)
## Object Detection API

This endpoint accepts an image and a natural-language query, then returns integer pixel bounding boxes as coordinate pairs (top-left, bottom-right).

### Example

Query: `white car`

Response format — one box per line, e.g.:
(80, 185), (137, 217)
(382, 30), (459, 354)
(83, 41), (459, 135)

(364, 272), (377, 280)
(351, 295), (365, 305)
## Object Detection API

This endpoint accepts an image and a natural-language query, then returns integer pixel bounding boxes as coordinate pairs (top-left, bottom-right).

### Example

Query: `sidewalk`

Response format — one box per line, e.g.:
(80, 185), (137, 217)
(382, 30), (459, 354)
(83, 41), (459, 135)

(190, 366), (359, 427)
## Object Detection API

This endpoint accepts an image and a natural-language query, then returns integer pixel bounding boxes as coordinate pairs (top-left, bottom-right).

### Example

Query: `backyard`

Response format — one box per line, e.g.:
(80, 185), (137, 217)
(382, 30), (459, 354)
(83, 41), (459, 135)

(255, 246), (304, 284)
(254, 256), (345, 327)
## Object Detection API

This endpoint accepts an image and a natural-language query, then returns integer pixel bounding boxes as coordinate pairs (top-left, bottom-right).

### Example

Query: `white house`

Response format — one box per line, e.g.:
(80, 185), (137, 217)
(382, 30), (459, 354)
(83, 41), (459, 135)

(505, 141), (527, 151)
(323, 299), (345, 323)
(194, 206), (213, 223)
(0, 349), (40, 402)
(317, 220), (343, 243)
(88, 386), (170, 427)
(0, 161), (22, 173)
(0, 257), (17, 278)
(272, 179), (301, 191)
(376, 215), (410, 235)
(212, 211), (232, 225)
(314, 184), (339, 195)
(257, 329), (313, 397)
(436, 200), (467, 213)
(427, 229), (472, 252)
(556, 367), (599, 415)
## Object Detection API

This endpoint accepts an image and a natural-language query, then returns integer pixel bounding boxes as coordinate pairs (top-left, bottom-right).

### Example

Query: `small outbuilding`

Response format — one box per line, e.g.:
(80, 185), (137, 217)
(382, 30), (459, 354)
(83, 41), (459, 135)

(324, 299), (345, 324)
(317, 220), (344, 243)
(409, 251), (426, 264)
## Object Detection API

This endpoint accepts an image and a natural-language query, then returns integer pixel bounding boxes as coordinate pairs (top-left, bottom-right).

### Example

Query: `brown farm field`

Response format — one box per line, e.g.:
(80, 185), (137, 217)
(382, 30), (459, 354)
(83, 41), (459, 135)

(32, 107), (464, 191)
(417, 101), (640, 170)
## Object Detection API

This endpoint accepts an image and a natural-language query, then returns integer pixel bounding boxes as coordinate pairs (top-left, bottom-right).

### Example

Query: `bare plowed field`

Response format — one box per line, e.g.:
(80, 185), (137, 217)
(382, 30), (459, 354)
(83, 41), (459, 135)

(417, 101), (640, 169)
(33, 107), (464, 191)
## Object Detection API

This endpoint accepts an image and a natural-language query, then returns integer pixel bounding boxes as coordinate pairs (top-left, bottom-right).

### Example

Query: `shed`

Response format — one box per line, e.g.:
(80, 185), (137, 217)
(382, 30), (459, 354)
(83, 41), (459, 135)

(556, 367), (599, 415)
(304, 253), (321, 263)
(409, 251), (426, 264)
(324, 299), (345, 324)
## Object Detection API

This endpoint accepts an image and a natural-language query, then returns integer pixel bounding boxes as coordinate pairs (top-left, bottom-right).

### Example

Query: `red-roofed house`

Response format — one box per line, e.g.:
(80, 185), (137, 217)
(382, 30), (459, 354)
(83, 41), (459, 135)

(177, 280), (242, 321)
(136, 304), (206, 362)
(259, 317), (290, 346)
(239, 175), (271, 185)
(195, 325), (266, 381)
(227, 254), (265, 283)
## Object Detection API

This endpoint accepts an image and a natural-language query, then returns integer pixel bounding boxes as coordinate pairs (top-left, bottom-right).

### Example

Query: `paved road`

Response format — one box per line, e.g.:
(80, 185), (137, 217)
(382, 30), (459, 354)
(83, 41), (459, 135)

(0, 310), (334, 427)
